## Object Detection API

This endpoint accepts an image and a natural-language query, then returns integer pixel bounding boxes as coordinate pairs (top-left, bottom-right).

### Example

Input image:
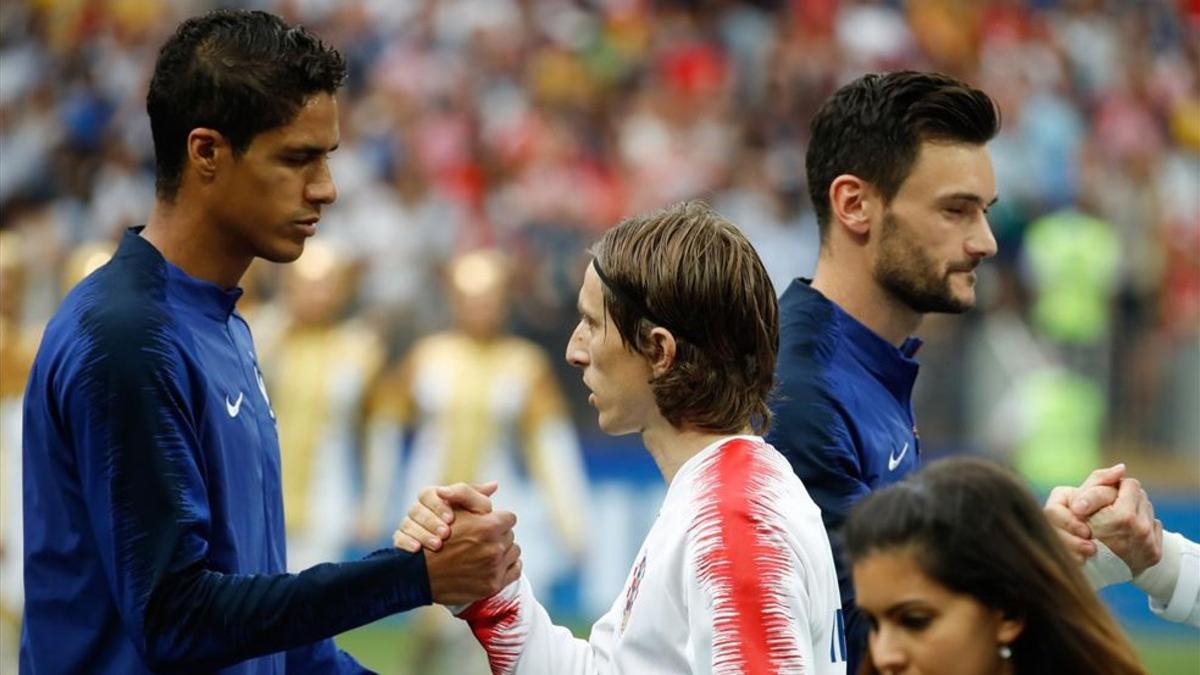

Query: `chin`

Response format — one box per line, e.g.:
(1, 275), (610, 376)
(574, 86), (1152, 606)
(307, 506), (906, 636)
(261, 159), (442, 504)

(596, 413), (637, 437)
(258, 241), (306, 264)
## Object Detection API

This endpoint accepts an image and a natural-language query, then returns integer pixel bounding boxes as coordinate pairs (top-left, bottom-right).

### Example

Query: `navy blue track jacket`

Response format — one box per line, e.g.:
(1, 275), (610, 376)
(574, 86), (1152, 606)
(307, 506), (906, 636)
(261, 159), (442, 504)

(767, 280), (922, 673)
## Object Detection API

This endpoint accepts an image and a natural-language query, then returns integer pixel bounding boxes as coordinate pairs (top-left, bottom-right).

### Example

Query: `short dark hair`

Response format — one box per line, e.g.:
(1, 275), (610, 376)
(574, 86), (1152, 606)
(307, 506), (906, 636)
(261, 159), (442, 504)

(590, 201), (778, 435)
(147, 9), (347, 200)
(805, 71), (999, 241)
(845, 457), (1146, 675)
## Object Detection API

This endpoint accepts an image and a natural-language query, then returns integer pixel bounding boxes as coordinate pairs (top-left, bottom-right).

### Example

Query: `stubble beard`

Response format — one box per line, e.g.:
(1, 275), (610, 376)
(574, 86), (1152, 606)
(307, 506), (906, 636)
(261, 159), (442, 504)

(874, 210), (975, 315)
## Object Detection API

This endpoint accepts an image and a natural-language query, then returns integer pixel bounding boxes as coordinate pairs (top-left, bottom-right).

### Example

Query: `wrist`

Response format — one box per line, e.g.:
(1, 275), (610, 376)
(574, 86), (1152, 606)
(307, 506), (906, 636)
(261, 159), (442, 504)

(1082, 540), (1132, 589)
(1132, 530), (1182, 603)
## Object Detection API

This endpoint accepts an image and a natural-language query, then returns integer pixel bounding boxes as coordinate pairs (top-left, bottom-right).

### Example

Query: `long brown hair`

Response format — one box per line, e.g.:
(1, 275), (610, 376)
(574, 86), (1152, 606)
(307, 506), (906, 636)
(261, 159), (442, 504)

(844, 457), (1146, 675)
(590, 201), (778, 435)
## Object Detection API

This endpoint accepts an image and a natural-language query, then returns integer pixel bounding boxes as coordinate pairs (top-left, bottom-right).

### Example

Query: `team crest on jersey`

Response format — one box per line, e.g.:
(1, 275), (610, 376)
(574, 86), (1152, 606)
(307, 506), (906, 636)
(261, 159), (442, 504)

(619, 552), (647, 635)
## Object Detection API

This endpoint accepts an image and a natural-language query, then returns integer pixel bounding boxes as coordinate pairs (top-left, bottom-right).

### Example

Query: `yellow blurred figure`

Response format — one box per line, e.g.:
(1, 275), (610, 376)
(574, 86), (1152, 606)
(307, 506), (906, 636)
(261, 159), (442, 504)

(363, 250), (589, 675)
(61, 240), (118, 294)
(253, 240), (387, 571)
(0, 230), (34, 671)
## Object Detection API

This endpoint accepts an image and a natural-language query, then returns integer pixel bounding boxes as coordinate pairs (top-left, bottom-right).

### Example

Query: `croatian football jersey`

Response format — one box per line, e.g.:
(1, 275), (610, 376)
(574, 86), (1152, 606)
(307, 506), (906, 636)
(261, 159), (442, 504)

(458, 435), (847, 675)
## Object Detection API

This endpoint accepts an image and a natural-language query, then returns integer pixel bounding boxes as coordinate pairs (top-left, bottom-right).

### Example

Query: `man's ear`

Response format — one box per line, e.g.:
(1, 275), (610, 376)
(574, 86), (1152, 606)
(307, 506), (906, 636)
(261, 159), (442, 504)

(647, 326), (677, 378)
(828, 174), (880, 239)
(186, 128), (228, 184)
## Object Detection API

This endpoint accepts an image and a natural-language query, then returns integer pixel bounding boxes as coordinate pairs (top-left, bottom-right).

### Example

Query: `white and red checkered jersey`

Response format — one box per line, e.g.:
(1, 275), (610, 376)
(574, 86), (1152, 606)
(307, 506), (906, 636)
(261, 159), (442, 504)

(457, 435), (848, 674)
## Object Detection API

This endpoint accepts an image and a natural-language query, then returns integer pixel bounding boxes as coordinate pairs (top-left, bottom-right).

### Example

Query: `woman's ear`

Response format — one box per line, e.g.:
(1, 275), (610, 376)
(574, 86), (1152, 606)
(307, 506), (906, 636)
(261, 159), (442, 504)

(994, 610), (1026, 647)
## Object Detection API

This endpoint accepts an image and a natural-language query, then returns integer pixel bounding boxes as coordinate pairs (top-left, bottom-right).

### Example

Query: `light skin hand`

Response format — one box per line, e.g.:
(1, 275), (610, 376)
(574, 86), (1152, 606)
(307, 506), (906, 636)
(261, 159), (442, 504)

(1044, 464), (1124, 562)
(1088, 477), (1164, 576)
(1068, 463), (1126, 518)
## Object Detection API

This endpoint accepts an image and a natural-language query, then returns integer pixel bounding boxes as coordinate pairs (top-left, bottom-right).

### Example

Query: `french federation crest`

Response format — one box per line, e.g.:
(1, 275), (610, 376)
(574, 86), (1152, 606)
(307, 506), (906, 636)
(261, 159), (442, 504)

(619, 552), (647, 635)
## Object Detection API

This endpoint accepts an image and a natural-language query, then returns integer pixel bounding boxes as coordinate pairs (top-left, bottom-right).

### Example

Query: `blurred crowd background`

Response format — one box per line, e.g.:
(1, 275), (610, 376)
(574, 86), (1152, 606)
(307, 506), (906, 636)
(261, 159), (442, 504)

(1, 0), (1197, 672)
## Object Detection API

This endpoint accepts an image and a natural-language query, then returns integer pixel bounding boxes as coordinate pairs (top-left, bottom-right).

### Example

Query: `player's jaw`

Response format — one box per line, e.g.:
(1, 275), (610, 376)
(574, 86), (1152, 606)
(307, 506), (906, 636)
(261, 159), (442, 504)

(256, 211), (322, 262)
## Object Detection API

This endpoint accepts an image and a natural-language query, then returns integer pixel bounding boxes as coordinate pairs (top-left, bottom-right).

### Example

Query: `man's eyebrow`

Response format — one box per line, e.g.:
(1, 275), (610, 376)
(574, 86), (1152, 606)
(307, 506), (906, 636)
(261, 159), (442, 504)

(940, 192), (999, 208)
(283, 143), (339, 155)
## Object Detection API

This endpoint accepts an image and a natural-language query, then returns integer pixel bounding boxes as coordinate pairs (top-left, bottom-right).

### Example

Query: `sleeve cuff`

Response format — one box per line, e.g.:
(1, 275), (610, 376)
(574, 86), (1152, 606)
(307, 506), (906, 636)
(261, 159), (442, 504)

(1141, 532), (1200, 624)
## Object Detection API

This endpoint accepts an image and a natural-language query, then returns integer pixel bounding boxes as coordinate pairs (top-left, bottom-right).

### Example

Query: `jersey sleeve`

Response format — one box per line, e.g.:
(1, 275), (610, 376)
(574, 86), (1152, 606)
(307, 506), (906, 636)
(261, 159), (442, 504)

(684, 444), (821, 675)
(58, 316), (429, 671)
(1142, 532), (1200, 628)
(457, 575), (613, 675)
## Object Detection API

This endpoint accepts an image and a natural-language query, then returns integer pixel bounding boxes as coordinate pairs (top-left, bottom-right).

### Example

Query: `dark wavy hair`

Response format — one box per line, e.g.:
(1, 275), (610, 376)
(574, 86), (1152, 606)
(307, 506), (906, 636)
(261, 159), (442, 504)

(806, 71), (1000, 242)
(589, 201), (778, 434)
(147, 9), (347, 200)
(845, 457), (1146, 675)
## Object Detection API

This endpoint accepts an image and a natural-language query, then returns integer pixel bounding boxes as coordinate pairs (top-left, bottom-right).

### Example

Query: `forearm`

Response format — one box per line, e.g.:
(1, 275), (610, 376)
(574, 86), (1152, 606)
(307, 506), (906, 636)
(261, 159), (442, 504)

(142, 548), (430, 671)
(458, 575), (601, 675)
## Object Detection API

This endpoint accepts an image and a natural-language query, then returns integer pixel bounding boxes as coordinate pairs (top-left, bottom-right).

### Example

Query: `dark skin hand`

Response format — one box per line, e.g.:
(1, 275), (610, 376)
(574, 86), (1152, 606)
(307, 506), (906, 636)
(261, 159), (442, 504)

(400, 482), (523, 605)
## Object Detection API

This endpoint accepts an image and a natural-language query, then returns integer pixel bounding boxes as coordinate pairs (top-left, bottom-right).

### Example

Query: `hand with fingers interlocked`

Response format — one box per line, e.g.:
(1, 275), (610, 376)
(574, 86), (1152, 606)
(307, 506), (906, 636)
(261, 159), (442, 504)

(396, 481), (523, 606)
(1043, 463), (1163, 575)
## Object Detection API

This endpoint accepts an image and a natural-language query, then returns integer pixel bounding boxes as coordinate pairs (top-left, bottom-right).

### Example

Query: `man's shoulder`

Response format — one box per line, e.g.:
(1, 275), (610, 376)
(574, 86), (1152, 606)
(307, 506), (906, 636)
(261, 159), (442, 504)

(40, 262), (182, 377)
(683, 439), (827, 564)
(688, 439), (804, 514)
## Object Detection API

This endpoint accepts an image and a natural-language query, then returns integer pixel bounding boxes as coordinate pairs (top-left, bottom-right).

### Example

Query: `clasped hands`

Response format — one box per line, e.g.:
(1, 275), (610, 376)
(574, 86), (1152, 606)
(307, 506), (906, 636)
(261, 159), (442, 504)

(392, 481), (522, 606)
(1044, 463), (1164, 576)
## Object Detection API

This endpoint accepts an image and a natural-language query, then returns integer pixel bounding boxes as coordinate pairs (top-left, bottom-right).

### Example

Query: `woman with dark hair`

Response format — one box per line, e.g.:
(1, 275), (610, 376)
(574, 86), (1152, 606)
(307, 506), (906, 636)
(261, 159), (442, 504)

(844, 456), (1146, 675)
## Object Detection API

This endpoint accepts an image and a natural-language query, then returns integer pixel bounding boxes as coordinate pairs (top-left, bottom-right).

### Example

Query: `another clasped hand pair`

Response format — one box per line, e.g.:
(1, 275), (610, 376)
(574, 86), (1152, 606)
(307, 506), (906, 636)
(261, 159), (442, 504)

(1044, 463), (1164, 575)
(394, 481), (522, 605)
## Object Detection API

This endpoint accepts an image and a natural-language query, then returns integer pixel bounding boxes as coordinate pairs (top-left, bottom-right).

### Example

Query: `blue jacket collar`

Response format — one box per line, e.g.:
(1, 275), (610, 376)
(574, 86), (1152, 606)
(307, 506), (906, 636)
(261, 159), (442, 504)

(794, 279), (921, 404)
(120, 227), (243, 321)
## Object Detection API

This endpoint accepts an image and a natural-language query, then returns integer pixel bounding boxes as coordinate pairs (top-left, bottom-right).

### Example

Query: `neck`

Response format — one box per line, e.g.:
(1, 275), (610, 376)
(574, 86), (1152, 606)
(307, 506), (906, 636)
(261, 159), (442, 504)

(641, 420), (750, 484)
(811, 253), (922, 347)
(141, 197), (252, 290)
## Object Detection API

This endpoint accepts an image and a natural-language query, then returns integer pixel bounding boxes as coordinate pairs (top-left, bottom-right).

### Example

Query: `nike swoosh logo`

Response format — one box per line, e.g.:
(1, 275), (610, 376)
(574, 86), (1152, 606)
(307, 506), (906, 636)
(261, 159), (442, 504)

(888, 442), (909, 471)
(225, 392), (244, 418)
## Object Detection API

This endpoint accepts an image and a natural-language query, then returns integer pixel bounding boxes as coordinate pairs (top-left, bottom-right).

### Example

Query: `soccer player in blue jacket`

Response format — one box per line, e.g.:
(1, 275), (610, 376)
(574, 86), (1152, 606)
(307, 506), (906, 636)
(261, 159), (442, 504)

(21, 10), (519, 673)
(766, 71), (1000, 672)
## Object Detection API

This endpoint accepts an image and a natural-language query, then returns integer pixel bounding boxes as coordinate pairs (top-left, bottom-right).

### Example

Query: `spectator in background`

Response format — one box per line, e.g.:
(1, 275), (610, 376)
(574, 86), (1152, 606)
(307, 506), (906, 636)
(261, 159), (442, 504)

(252, 239), (389, 572)
(0, 230), (35, 674)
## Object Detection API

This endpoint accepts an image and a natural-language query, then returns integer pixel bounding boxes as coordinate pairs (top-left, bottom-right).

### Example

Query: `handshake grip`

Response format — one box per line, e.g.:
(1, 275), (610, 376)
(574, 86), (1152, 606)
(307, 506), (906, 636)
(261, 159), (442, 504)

(396, 482), (523, 606)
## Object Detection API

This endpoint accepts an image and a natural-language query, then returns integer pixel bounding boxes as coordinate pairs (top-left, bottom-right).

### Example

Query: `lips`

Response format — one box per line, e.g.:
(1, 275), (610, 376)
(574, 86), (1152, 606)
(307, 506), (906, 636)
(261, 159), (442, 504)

(294, 218), (319, 236)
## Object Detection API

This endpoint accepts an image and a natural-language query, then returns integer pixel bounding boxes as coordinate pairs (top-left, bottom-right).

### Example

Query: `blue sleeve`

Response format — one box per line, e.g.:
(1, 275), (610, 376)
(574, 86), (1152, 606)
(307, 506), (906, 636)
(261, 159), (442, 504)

(61, 310), (429, 671)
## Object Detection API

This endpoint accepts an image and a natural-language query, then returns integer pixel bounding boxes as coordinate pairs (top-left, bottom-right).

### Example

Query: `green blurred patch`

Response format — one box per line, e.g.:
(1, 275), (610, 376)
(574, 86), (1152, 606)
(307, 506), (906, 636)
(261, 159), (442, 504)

(337, 622), (1199, 675)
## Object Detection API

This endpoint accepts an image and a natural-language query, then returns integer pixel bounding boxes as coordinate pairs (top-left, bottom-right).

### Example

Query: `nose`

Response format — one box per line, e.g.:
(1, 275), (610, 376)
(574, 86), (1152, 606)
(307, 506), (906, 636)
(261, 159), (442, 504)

(966, 212), (998, 260)
(306, 160), (337, 206)
(869, 626), (908, 673)
(565, 323), (589, 368)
